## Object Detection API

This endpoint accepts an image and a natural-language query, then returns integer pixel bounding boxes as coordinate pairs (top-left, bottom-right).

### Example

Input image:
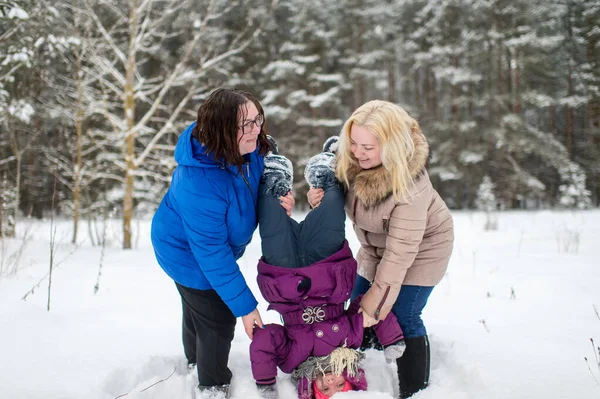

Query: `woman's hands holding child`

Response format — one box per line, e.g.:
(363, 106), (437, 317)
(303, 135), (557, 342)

(358, 307), (379, 328)
(279, 191), (295, 216)
(307, 188), (324, 209)
(242, 308), (264, 340)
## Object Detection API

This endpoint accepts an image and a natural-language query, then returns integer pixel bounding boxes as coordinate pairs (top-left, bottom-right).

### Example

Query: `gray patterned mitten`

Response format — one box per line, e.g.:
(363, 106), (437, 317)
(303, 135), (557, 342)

(261, 154), (293, 198)
(384, 339), (407, 363)
(304, 152), (337, 190)
(322, 135), (339, 154)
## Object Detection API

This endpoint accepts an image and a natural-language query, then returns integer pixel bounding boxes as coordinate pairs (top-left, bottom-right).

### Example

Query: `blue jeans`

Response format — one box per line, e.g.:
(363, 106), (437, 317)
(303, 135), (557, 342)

(351, 275), (434, 338)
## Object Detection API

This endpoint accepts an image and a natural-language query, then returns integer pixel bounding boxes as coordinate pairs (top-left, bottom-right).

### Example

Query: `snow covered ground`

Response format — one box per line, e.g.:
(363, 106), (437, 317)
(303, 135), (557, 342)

(1, 210), (599, 399)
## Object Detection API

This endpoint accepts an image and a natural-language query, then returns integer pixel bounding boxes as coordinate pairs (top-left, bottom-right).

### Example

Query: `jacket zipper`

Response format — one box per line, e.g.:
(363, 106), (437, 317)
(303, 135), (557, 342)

(223, 162), (254, 200)
(423, 337), (430, 385)
(242, 175), (252, 192)
(242, 163), (252, 193)
(374, 286), (390, 321)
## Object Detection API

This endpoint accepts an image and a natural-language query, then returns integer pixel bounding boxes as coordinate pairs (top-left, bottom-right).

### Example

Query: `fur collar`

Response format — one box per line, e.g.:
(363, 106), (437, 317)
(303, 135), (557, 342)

(346, 124), (429, 208)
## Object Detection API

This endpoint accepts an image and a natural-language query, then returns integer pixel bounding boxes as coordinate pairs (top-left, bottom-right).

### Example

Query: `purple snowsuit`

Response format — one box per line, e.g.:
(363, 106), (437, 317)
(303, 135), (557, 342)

(250, 241), (404, 384)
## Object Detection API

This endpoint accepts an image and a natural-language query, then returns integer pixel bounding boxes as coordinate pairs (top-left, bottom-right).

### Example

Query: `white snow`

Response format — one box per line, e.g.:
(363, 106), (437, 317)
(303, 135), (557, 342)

(310, 73), (344, 84)
(262, 105), (291, 120)
(263, 61), (306, 79)
(1, 48), (32, 66)
(7, 6), (29, 20)
(297, 117), (344, 127)
(459, 151), (483, 165)
(310, 87), (340, 108)
(430, 167), (463, 181)
(1, 210), (599, 399)
(292, 55), (320, 64)
(7, 99), (35, 123)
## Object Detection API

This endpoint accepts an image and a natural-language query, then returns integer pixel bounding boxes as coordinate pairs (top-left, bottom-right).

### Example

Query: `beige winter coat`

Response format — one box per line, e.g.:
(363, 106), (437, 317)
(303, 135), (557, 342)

(342, 130), (454, 321)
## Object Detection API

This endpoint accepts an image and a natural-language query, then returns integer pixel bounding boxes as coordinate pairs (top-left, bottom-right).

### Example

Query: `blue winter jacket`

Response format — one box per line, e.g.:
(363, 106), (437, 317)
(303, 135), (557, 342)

(151, 123), (264, 317)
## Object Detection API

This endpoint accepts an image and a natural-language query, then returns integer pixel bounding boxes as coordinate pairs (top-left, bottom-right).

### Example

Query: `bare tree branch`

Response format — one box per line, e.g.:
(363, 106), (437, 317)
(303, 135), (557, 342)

(83, 0), (127, 65)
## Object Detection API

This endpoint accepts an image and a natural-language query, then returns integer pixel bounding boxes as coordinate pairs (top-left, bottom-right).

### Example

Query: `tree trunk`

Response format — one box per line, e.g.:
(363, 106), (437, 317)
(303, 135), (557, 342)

(468, 83), (473, 120)
(593, 100), (600, 130)
(388, 60), (396, 103)
(587, 16), (599, 129)
(451, 57), (460, 136)
(592, 99), (600, 130)
(514, 50), (521, 114)
(13, 155), (21, 235)
(414, 68), (420, 111)
(496, 14), (504, 118)
(424, 67), (430, 113)
(506, 47), (513, 112)
(566, 64), (574, 158)
(72, 54), (84, 244)
(356, 21), (366, 108)
(122, 2), (139, 250)
(456, 183), (463, 210)
(565, 2), (574, 158)
(428, 69), (437, 118)
(487, 38), (494, 123)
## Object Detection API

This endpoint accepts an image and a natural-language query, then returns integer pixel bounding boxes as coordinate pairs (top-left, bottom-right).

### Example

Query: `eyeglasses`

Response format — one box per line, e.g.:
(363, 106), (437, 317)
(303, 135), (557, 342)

(239, 114), (264, 134)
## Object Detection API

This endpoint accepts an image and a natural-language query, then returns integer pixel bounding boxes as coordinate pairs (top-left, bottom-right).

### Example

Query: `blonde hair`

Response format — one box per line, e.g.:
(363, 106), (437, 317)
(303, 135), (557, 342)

(336, 100), (418, 202)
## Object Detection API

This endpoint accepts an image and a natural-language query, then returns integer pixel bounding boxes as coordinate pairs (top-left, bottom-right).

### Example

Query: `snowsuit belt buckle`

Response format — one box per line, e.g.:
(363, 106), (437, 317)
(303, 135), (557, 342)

(301, 306), (326, 324)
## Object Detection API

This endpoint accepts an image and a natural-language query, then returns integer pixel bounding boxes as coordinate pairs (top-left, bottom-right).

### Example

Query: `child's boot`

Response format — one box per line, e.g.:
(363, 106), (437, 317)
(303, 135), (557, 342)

(256, 383), (278, 399)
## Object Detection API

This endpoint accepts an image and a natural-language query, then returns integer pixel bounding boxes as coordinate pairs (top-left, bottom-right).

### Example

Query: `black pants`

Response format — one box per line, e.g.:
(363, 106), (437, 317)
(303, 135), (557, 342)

(176, 283), (236, 387)
(258, 182), (346, 268)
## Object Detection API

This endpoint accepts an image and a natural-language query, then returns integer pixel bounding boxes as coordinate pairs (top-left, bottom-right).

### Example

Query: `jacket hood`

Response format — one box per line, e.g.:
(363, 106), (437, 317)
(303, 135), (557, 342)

(345, 122), (429, 207)
(174, 122), (225, 168)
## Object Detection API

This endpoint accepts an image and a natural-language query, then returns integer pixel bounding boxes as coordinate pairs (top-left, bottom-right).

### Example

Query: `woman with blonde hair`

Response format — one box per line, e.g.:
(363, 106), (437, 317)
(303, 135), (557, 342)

(307, 100), (454, 398)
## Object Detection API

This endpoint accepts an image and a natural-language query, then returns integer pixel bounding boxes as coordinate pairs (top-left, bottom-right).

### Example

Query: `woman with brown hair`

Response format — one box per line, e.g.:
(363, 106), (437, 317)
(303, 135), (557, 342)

(308, 100), (454, 398)
(151, 88), (293, 398)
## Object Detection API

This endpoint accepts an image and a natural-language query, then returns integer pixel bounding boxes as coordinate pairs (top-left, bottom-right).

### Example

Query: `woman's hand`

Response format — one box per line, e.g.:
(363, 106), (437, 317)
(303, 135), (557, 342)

(241, 308), (264, 340)
(358, 307), (379, 328)
(279, 191), (295, 216)
(307, 188), (324, 209)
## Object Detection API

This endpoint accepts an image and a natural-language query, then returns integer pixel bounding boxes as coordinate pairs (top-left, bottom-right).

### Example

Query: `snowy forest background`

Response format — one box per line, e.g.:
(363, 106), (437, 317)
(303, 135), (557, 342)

(1, 0), (599, 249)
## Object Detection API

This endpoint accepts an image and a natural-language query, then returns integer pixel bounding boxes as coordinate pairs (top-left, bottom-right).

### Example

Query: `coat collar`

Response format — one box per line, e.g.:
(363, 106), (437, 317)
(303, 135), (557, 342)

(346, 124), (429, 208)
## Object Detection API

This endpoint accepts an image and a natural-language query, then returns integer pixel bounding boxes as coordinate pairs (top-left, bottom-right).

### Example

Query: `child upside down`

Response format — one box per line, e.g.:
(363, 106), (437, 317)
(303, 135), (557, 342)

(250, 137), (406, 398)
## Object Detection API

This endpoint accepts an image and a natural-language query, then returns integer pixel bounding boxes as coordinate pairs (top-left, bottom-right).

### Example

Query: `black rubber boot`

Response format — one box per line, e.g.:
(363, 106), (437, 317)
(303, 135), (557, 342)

(396, 335), (430, 398)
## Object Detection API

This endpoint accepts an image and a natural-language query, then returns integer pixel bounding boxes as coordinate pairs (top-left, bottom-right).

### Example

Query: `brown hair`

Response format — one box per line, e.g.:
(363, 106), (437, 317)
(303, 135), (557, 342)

(192, 88), (271, 170)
